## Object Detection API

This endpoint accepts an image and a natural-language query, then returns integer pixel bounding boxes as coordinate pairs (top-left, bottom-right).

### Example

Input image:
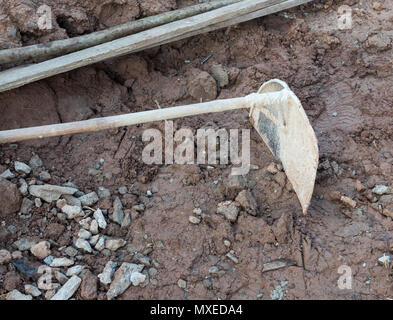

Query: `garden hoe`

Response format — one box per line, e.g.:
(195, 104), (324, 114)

(0, 79), (319, 214)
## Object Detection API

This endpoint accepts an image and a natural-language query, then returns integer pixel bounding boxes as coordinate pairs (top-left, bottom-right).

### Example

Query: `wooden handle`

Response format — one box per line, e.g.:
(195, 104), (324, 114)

(0, 91), (285, 144)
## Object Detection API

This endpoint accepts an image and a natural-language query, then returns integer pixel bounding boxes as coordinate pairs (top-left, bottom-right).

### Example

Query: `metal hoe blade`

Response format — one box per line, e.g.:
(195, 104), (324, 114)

(249, 79), (319, 214)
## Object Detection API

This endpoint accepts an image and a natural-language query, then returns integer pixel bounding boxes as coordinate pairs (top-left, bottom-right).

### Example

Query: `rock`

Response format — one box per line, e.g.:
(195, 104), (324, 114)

(211, 64), (229, 88)
(373, 2), (385, 11)
(89, 234), (100, 246)
(0, 169), (15, 179)
(98, 261), (117, 285)
(187, 69), (217, 101)
(29, 155), (43, 170)
(95, 236), (105, 251)
(62, 205), (84, 219)
(29, 184), (78, 202)
(112, 197), (124, 225)
(63, 195), (82, 207)
(372, 185), (390, 195)
(78, 229), (92, 240)
(50, 257), (74, 268)
(81, 271), (98, 300)
(189, 216), (201, 224)
(20, 197), (33, 215)
(19, 180), (28, 195)
(54, 270), (69, 285)
(106, 263), (144, 300)
(90, 219), (99, 234)
(0, 178), (22, 217)
(14, 238), (36, 251)
(133, 204), (145, 212)
(118, 186), (128, 195)
(75, 238), (93, 253)
(105, 239), (126, 251)
(78, 192), (99, 206)
(43, 256), (54, 266)
(0, 249), (11, 264)
(61, 247), (77, 259)
(93, 209), (107, 229)
(51, 275), (82, 300)
(223, 175), (247, 198)
(177, 279), (187, 289)
(216, 201), (239, 222)
(66, 265), (84, 277)
(30, 241), (51, 259)
(24, 284), (41, 297)
(97, 187), (111, 199)
(38, 171), (51, 182)
(45, 290), (57, 300)
(131, 272), (146, 286)
(121, 211), (131, 228)
(14, 161), (31, 175)
(6, 289), (32, 300)
(56, 199), (67, 209)
(11, 251), (22, 259)
(340, 196), (357, 208)
(226, 252), (239, 264)
(78, 217), (91, 230)
(266, 162), (279, 174)
(378, 255), (391, 265)
(35, 198), (42, 207)
(4, 271), (22, 291)
(235, 190), (258, 216)
(193, 208), (202, 215)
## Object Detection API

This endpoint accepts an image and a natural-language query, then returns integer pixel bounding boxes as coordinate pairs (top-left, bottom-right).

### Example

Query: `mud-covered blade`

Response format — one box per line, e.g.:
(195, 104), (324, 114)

(250, 79), (319, 214)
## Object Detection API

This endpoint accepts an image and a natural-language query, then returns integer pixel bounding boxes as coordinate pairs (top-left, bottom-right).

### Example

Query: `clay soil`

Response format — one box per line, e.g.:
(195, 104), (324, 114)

(0, 0), (393, 300)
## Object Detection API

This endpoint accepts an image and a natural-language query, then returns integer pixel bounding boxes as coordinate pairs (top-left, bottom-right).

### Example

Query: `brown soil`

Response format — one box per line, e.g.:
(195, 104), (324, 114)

(0, 0), (393, 300)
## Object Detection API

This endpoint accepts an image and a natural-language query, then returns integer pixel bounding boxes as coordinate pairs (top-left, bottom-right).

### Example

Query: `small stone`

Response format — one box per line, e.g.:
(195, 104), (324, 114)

(45, 290), (57, 300)
(372, 185), (390, 195)
(78, 192), (99, 206)
(64, 246), (78, 257)
(14, 238), (36, 251)
(118, 186), (128, 195)
(131, 272), (146, 286)
(226, 252), (239, 264)
(235, 190), (258, 216)
(209, 266), (220, 274)
(38, 171), (51, 182)
(93, 209), (107, 229)
(51, 275), (82, 300)
(193, 208), (202, 215)
(43, 255), (54, 266)
(19, 180), (28, 196)
(81, 271), (98, 300)
(54, 270), (69, 285)
(90, 219), (99, 234)
(121, 211), (132, 228)
(56, 199), (67, 209)
(373, 2), (385, 11)
(97, 187), (111, 199)
(63, 195), (82, 207)
(0, 169), (15, 179)
(29, 155), (43, 170)
(0, 178), (22, 217)
(177, 279), (187, 289)
(78, 217), (91, 230)
(6, 289), (32, 300)
(224, 240), (231, 247)
(66, 265), (84, 277)
(29, 184), (78, 203)
(24, 284), (41, 297)
(34, 198), (42, 208)
(20, 197), (33, 215)
(14, 161), (31, 175)
(133, 204), (145, 212)
(75, 238), (93, 253)
(378, 254), (391, 265)
(98, 261), (117, 285)
(266, 162), (279, 174)
(340, 196), (357, 208)
(95, 236), (105, 251)
(0, 249), (11, 264)
(89, 234), (100, 246)
(50, 257), (74, 267)
(211, 64), (229, 88)
(216, 201), (239, 222)
(30, 241), (51, 259)
(105, 239), (126, 251)
(62, 205), (84, 219)
(107, 263), (144, 299)
(11, 251), (22, 259)
(78, 229), (92, 240)
(189, 216), (201, 224)
(112, 197), (124, 225)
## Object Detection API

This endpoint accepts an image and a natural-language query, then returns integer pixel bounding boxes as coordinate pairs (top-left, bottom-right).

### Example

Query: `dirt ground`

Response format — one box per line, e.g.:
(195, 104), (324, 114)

(0, 0), (392, 300)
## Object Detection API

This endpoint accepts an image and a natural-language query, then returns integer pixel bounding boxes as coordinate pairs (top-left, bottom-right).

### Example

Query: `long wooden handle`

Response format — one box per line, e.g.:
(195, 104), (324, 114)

(0, 91), (285, 144)
(0, 0), (283, 93)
